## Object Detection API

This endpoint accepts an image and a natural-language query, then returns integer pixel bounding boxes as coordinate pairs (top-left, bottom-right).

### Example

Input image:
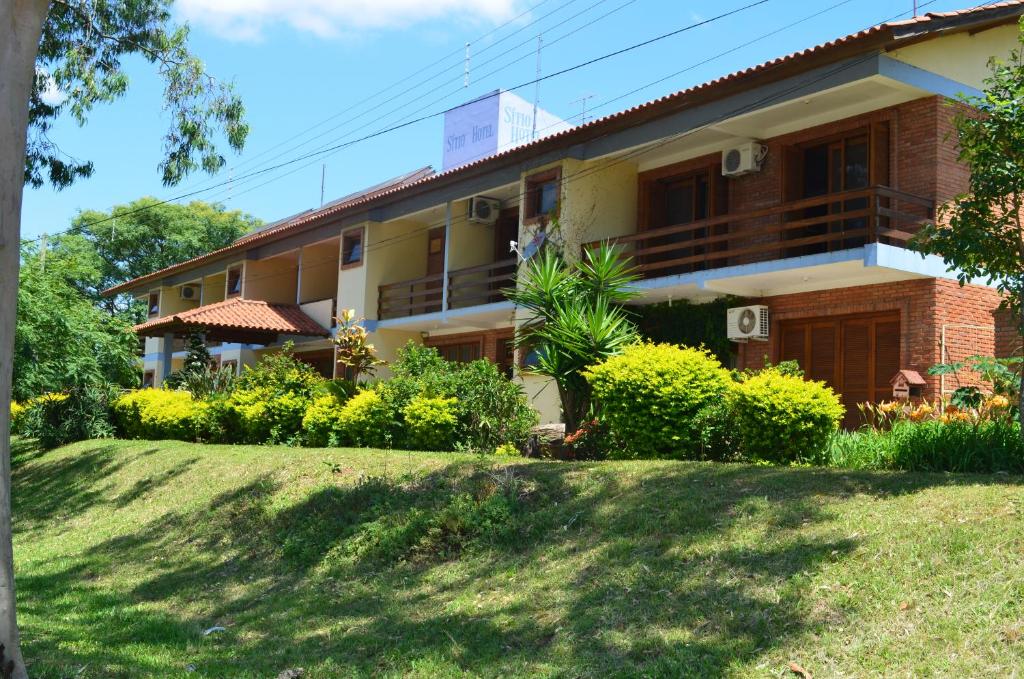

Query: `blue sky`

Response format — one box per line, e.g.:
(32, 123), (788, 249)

(21, 0), (980, 239)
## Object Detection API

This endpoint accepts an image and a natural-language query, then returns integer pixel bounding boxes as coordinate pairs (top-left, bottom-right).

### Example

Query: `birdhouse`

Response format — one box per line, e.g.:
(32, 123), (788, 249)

(890, 370), (926, 400)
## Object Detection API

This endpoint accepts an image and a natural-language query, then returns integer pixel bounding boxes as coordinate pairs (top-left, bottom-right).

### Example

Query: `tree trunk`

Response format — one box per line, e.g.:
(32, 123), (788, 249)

(1, 1), (51, 676)
(1019, 288), (1024, 440)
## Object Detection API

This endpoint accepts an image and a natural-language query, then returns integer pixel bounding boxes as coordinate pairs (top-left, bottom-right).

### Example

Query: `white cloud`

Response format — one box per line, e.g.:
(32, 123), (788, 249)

(176, 0), (523, 41)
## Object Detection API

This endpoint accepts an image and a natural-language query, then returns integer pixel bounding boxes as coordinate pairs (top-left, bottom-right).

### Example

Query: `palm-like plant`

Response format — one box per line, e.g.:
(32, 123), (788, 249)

(507, 242), (639, 432)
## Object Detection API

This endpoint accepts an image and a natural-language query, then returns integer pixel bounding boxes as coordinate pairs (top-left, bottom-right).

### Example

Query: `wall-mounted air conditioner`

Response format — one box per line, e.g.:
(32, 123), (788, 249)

(179, 284), (200, 301)
(722, 141), (767, 177)
(468, 195), (501, 224)
(727, 305), (769, 342)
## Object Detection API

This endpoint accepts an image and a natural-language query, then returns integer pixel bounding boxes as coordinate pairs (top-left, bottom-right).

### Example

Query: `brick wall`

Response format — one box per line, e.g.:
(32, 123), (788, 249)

(737, 278), (1007, 398)
(641, 96), (965, 267)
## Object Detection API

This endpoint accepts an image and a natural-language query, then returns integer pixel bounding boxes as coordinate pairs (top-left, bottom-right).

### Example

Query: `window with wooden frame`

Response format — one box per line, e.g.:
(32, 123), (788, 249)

(147, 291), (160, 317)
(523, 167), (561, 223)
(436, 341), (482, 364)
(341, 228), (364, 269)
(226, 266), (242, 298)
(781, 122), (890, 257)
(637, 162), (729, 277)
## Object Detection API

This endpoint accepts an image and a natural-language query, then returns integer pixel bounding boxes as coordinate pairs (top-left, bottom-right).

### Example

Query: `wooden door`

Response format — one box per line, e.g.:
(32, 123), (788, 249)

(426, 227), (445, 313)
(491, 208), (519, 302)
(779, 312), (900, 428)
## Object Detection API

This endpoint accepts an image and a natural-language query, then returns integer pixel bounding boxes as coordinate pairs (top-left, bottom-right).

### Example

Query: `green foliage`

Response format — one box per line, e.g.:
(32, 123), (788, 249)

(227, 345), (325, 444)
(632, 297), (745, 365)
(385, 343), (536, 451)
(585, 343), (733, 459)
(731, 370), (845, 463)
(332, 309), (384, 382)
(506, 242), (640, 431)
(53, 199), (259, 315)
(163, 332), (237, 397)
(301, 394), (348, 448)
(31, 2), (248, 190)
(929, 354), (1021, 408)
(335, 390), (396, 449)
(402, 396), (459, 451)
(18, 386), (117, 449)
(112, 389), (206, 442)
(693, 400), (741, 462)
(826, 420), (1024, 473)
(14, 248), (138, 401)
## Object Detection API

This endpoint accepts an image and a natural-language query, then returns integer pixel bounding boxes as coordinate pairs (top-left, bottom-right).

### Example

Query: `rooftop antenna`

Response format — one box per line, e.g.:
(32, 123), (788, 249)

(570, 94), (595, 125)
(320, 164), (326, 207)
(913, 0), (918, 16)
(532, 34), (542, 140)
(464, 42), (470, 87)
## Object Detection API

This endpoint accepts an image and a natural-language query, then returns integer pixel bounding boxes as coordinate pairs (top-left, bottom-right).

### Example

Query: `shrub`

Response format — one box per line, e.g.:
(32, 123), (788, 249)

(402, 395), (458, 451)
(302, 394), (347, 447)
(227, 344), (325, 445)
(336, 390), (397, 448)
(20, 386), (117, 449)
(825, 419), (1024, 473)
(563, 418), (609, 459)
(10, 402), (25, 434)
(112, 389), (205, 441)
(731, 369), (844, 463)
(692, 400), (740, 462)
(585, 343), (733, 459)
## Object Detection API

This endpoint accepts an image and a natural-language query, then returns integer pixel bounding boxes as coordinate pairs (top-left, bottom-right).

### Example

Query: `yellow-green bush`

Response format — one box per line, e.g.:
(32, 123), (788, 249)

(336, 390), (396, 448)
(402, 395), (458, 451)
(585, 343), (733, 458)
(731, 369), (844, 463)
(302, 394), (347, 447)
(10, 402), (25, 434)
(112, 389), (205, 441)
(228, 387), (311, 445)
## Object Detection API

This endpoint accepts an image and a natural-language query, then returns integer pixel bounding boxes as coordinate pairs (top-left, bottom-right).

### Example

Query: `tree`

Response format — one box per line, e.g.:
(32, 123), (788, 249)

(57, 198), (261, 315)
(2, 2), (248, 673)
(912, 20), (1024, 435)
(506, 242), (640, 433)
(15, 244), (138, 401)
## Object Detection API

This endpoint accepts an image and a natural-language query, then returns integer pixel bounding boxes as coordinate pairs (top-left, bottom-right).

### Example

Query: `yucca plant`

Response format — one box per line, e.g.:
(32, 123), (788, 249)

(506, 242), (639, 432)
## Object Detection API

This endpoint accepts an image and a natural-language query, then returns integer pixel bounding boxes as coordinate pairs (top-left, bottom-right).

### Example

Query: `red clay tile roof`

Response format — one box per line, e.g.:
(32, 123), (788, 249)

(103, 1), (1024, 297)
(134, 297), (330, 337)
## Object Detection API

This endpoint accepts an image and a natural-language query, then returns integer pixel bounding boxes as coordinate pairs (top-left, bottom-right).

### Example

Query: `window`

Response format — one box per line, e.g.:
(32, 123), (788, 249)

(147, 291), (160, 317)
(142, 370), (156, 388)
(341, 228), (364, 268)
(524, 168), (561, 222)
(220, 359), (238, 375)
(437, 342), (482, 364)
(226, 266), (242, 297)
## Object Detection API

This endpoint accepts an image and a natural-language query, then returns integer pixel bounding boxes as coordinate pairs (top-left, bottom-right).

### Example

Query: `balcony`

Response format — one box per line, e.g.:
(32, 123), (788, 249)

(587, 186), (934, 280)
(378, 258), (517, 320)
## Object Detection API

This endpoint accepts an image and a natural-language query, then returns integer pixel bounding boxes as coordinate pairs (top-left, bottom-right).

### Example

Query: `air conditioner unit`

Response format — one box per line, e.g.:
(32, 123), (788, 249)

(179, 284), (200, 301)
(727, 305), (769, 342)
(468, 195), (501, 224)
(722, 141), (767, 177)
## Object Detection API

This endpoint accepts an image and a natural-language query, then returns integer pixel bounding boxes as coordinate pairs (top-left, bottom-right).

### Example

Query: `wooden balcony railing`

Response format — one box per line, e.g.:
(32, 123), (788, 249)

(378, 257), (517, 320)
(585, 185), (934, 278)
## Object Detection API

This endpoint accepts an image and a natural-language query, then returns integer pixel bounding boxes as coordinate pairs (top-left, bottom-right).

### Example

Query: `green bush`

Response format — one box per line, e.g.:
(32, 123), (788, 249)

(20, 386), (117, 448)
(692, 400), (740, 462)
(585, 343), (733, 459)
(336, 390), (397, 448)
(731, 369), (844, 463)
(112, 389), (205, 441)
(402, 395), (458, 451)
(227, 345), (325, 444)
(302, 394), (348, 447)
(825, 419), (1024, 473)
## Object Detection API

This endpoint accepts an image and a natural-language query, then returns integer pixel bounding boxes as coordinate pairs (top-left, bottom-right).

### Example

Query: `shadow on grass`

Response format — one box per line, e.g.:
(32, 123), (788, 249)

(14, 448), (1024, 678)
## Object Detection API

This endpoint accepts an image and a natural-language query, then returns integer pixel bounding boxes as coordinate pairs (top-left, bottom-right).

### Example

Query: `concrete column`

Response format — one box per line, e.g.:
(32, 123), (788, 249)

(161, 332), (174, 382)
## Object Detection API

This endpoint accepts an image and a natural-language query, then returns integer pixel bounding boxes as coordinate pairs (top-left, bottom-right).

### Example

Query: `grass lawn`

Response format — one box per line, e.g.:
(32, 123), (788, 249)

(12, 438), (1024, 678)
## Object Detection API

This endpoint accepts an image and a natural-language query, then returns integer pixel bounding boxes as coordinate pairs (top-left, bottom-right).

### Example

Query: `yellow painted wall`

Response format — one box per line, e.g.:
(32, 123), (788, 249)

(244, 255), (298, 304)
(354, 219), (429, 320)
(300, 240), (340, 304)
(159, 284), (201, 316)
(203, 272), (226, 305)
(448, 198), (494, 271)
(889, 23), (1019, 90)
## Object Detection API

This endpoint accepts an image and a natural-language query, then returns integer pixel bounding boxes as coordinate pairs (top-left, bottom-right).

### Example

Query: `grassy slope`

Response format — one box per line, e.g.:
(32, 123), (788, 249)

(12, 439), (1024, 678)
